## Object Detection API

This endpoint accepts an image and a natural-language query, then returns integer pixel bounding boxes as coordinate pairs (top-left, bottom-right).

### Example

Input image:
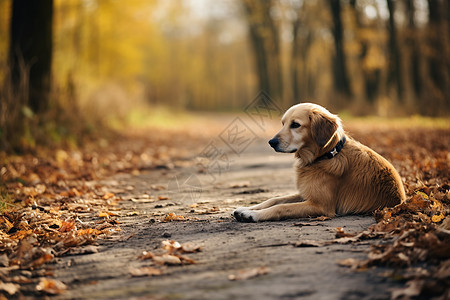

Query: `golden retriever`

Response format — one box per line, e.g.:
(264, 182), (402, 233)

(233, 103), (405, 222)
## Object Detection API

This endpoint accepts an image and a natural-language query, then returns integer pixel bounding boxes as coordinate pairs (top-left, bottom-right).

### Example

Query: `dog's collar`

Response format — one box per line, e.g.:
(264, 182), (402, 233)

(315, 136), (346, 162)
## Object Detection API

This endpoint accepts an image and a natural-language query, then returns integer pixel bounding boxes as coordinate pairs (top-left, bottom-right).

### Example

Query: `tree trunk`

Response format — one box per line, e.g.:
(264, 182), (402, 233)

(405, 0), (422, 98)
(386, 0), (403, 101)
(242, 0), (283, 101)
(291, 11), (301, 103)
(426, 0), (450, 114)
(329, 0), (352, 99)
(9, 0), (54, 114)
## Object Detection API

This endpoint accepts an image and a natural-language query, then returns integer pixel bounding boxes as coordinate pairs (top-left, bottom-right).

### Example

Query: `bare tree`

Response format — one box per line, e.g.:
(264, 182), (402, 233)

(386, 0), (403, 101)
(405, 0), (422, 98)
(427, 0), (449, 107)
(328, 0), (352, 99)
(9, 0), (54, 113)
(242, 0), (283, 101)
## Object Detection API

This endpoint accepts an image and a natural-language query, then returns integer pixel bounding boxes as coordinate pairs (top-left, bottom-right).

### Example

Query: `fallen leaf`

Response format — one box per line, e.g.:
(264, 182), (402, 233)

(59, 221), (76, 232)
(98, 211), (118, 218)
(335, 227), (356, 238)
(293, 222), (325, 227)
(391, 279), (423, 299)
(130, 198), (154, 203)
(129, 267), (163, 277)
(151, 184), (166, 191)
(163, 213), (185, 222)
(102, 193), (115, 200)
(311, 216), (331, 221)
(178, 242), (202, 253)
(152, 254), (182, 265)
(195, 207), (221, 215)
(67, 245), (99, 255)
(162, 240), (182, 252)
(27, 253), (54, 269)
(0, 254), (9, 267)
(177, 254), (196, 264)
(431, 213), (445, 223)
(228, 266), (269, 281)
(294, 240), (327, 247)
(36, 278), (67, 295)
(10, 275), (33, 284)
(337, 258), (361, 269)
(0, 281), (20, 295)
(77, 228), (102, 236)
(139, 251), (154, 260)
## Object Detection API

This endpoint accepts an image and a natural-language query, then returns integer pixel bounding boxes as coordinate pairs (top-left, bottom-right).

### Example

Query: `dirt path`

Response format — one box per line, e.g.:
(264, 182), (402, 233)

(53, 140), (402, 300)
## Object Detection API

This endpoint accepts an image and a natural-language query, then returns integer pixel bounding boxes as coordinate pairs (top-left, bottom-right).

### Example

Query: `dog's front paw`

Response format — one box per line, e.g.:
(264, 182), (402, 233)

(233, 207), (260, 222)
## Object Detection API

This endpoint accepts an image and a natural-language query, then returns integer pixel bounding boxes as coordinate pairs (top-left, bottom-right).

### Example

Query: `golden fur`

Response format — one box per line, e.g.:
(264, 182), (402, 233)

(233, 103), (405, 222)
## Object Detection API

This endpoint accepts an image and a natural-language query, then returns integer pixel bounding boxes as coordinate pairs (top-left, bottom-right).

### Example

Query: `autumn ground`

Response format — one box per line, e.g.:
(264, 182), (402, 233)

(0, 111), (449, 299)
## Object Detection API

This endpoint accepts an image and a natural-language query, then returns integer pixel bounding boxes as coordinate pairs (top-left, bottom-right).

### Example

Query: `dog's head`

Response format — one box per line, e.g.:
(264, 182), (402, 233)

(269, 103), (344, 161)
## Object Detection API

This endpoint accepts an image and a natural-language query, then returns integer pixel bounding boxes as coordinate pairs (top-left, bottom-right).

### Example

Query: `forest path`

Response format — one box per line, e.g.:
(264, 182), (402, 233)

(54, 139), (399, 300)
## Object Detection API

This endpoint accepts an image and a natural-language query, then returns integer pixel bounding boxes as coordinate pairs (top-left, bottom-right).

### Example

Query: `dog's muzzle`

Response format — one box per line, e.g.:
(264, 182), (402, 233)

(268, 137), (279, 149)
(269, 137), (297, 153)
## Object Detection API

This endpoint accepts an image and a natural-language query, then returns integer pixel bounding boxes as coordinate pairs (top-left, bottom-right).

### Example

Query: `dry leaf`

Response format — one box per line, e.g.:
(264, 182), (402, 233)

(151, 185), (166, 191)
(67, 245), (99, 255)
(36, 278), (67, 295)
(152, 254), (182, 265)
(139, 251), (154, 260)
(294, 240), (327, 247)
(293, 222), (325, 227)
(129, 267), (163, 277)
(391, 279), (423, 299)
(311, 216), (331, 221)
(162, 240), (182, 252)
(178, 242), (202, 253)
(102, 193), (115, 200)
(27, 253), (54, 269)
(431, 213), (445, 223)
(228, 266), (269, 281)
(0, 254), (9, 267)
(163, 213), (185, 222)
(59, 221), (76, 232)
(130, 198), (154, 203)
(0, 281), (20, 295)
(177, 254), (196, 265)
(335, 227), (356, 238)
(98, 211), (118, 218)
(77, 228), (102, 236)
(337, 258), (360, 269)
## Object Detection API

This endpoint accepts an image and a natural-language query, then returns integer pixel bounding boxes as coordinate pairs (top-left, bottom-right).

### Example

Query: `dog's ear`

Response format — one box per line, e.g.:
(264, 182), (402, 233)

(309, 109), (338, 147)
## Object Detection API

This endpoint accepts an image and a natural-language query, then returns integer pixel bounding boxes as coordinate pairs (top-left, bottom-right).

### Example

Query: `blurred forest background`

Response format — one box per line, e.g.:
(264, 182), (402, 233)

(0, 0), (449, 151)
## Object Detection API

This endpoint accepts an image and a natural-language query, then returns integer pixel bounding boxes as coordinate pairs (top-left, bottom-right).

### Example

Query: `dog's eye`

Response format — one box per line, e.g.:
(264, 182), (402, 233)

(290, 121), (301, 129)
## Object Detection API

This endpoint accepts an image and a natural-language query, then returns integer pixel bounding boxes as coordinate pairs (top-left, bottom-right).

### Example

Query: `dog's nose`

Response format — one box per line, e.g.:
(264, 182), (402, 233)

(268, 138), (279, 148)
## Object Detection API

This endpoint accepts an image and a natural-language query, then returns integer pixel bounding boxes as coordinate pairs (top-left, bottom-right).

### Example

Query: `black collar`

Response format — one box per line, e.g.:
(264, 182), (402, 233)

(315, 136), (346, 162)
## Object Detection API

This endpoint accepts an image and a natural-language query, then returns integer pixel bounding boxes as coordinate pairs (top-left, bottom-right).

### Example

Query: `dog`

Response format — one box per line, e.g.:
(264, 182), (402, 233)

(233, 103), (405, 222)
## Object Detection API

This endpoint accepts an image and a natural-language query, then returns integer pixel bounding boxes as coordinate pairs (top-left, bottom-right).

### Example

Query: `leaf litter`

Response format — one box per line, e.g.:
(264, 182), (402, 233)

(228, 266), (270, 281)
(290, 127), (449, 299)
(0, 120), (448, 298)
(0, 128), (207, 297)
(333, 127), (450, 299)
(133, 239), (202, 276)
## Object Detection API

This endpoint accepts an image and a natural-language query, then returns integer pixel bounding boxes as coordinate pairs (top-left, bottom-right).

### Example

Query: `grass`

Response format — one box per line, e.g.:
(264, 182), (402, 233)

(0, 186), (15, 213)
(107, 105), (199, 130)
(338, 113), (450, 129)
